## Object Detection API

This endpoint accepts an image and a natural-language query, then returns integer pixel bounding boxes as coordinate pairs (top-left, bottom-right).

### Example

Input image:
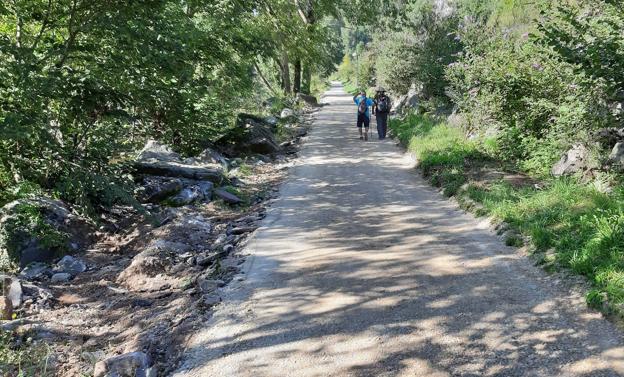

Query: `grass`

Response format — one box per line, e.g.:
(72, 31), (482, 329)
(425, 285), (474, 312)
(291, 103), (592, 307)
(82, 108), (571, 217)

(390, 112), (624, 318)
(0, 330), (53, 376)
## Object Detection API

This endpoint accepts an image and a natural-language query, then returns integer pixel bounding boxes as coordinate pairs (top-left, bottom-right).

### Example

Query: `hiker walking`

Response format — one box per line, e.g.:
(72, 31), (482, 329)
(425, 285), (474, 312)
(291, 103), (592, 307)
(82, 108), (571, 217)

(353, 91), (374, 141)
(373, 87), (391, 140)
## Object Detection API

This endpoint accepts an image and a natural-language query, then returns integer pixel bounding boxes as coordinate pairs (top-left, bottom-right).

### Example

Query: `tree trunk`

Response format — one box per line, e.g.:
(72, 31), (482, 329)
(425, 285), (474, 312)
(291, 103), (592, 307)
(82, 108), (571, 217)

(302, 63), (312, 95)
(280, 47), (291, 94)
(293, 59), (302, 93)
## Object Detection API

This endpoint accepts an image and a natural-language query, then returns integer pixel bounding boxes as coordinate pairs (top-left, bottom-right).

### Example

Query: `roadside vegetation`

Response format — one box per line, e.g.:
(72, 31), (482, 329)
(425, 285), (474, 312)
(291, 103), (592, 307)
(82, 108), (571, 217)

(339, 0), (624, 318)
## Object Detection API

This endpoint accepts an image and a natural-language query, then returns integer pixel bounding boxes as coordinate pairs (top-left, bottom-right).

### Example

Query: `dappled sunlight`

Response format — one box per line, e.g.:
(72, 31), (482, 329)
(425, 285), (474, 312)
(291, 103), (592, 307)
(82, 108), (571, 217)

(174, 83), (624, 377)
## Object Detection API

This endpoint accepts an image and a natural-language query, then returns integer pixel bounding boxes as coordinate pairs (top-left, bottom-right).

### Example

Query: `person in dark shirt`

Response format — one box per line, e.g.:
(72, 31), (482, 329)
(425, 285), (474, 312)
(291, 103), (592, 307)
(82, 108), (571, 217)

(373, 88), (391, 140)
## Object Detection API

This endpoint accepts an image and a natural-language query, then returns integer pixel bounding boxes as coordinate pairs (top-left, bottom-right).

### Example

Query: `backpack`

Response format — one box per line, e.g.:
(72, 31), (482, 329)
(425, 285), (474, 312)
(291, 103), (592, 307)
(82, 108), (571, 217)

(377, 96), (389, 113)
(358, 98), (368, 114)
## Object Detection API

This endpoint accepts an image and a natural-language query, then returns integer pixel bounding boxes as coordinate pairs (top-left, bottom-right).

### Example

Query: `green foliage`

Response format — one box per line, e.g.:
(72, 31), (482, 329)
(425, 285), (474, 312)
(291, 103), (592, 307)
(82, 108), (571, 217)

(0, 330), (53, 377)
(447, 28), (610, 177)
(0, 202), (69, 271)
(389, 113), (488, 196)
(538, 1), (624, 110)
(467, 180), (624, 313)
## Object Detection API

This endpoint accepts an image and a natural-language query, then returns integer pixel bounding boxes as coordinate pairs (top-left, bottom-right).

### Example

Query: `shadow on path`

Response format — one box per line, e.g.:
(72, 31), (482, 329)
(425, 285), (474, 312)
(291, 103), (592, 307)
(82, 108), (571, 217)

(173, 83), (624, 377)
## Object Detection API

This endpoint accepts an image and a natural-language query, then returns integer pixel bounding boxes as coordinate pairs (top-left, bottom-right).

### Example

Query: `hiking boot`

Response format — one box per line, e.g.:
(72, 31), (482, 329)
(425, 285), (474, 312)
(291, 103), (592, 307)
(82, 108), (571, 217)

(359, 136), (364, 140)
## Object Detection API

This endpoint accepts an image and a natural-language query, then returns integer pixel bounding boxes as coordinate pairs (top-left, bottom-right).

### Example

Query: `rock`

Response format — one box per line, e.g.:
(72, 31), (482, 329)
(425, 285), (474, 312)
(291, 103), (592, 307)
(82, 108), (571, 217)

(551, 144), (596, 176)
(183, 147), (229, 168)
(51, 272), (72, 283)
(0, 295), (12, 320)
(19, 262), (50, 280)
(139, 177), (183, 203)
(595, 128), (624, 148)
(136, 140), (181, 163)
(93, 351), (151, 377)
(215, 114), (280, 155)
(280, 108), (295, 119)
(230, 226), (258, 235)
(264, 116), (279, 127)
(168, 186), (203, 207)
(149, 240), (192, 254)
(56, 255), (87, 276)
(134, 161), (224, 183)
(82, 350), (107, 365)
(196, 252), (218, 267)
(197, 181), (214, 200)
(222, 244), (234, 255)
(203, 293), (221, 306)
(2, 277), (22, 308)
(214, 189), (243, 205)
(198, 278), (220, 293)
(296, 93), (320, 107)
(0, 198), (92, 268)
(608, 142), (624, 166)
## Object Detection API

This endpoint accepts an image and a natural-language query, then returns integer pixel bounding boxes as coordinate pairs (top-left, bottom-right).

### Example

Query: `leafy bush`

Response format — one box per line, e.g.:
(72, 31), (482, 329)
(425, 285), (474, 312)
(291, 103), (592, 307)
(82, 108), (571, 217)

(447, 31), (610, 176)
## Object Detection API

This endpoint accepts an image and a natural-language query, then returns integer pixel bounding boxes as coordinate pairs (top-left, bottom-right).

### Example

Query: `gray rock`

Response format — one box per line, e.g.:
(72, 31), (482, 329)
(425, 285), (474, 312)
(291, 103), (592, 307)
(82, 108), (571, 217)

(222, 244), (234, 255)
(183, 147), (229, 168)
(552, 144), (596, 176)
(134, 161), (224, 183)
(203, 293), (221, 306)
(51, 272), (72, 283)
(19, 263), (50, 280)
(57, 255), (87, 276)
(140, 177), (183, 203)
(296, 93), (320, 107)
(214, 189), (243, 205)
(265, 116), (279, 127)
(1, 198), (92, 268)
(280, 108), (295, 119)
(169, 186), (203, 207)
(136, 140), (181, 163)
(0, 276), (22, 308)
(608, 142), (624, 166)
(18, 241), (56, 269)
(197, 181), (214, 200)
(196, 253), (217, 267)
(198, 278), (221, 293)
(231, 226), (258, 235)
(93, 351), (151, 377)
(149, 240), (192, 254)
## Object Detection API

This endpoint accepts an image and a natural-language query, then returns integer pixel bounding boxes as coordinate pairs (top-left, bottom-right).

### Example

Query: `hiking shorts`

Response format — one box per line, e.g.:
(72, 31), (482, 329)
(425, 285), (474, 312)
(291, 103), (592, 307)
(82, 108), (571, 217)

(356, 114), (370, 128)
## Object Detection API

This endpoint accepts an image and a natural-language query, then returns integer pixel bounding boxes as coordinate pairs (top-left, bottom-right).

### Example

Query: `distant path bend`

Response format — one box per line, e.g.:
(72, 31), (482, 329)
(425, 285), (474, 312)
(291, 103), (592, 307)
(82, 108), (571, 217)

(173, 83), (624, 377)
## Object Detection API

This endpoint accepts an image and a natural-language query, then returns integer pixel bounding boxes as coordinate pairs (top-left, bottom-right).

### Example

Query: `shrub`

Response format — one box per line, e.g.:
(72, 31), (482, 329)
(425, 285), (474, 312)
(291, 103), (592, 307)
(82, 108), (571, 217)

(447, 31), (610, 177)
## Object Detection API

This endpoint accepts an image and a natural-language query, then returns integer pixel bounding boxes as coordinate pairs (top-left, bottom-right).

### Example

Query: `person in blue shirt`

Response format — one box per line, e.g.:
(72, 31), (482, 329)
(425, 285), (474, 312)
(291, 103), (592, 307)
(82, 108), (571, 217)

(353, 91), (375, 141)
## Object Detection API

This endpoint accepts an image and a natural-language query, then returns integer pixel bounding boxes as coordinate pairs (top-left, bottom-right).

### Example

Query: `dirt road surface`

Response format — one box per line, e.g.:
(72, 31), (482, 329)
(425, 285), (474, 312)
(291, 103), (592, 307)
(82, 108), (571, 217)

(173, 83), (624, 377)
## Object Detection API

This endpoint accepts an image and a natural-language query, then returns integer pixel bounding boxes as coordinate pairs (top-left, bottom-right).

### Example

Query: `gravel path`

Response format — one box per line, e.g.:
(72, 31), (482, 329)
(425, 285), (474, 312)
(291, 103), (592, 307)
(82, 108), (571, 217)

(173, 83), (624, 377)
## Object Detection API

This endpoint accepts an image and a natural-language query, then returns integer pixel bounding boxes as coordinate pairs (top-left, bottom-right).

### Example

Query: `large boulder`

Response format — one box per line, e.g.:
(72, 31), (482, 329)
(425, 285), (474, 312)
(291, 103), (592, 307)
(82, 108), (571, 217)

(552, 144), (597, 177)
(182, 147), (229, 169)
(216, 114), (280, 155)
(0, 198), (92, 269)
(134, 141), (224, 183)
(296, 93), (320, 107)
(136, 140), (181, 163)
(608, 142), (624, 166)
(138, 177), (183, 203)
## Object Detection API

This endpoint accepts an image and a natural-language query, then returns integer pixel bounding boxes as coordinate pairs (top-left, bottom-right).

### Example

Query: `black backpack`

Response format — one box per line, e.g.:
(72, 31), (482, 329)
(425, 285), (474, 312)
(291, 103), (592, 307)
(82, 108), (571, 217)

(377, 96), (389, 113)
(358, 97), (368, 114)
